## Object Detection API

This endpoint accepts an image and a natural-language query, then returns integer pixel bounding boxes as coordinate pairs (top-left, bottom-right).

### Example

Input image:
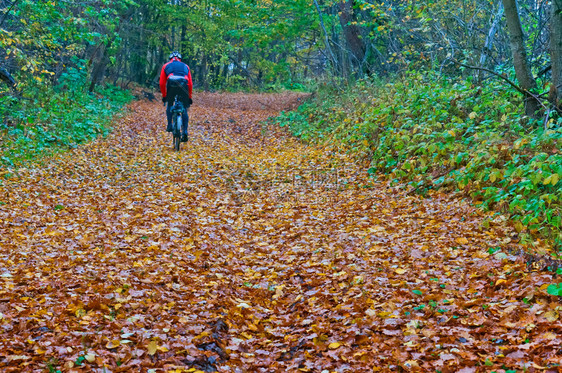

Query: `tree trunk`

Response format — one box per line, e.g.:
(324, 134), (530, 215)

(201, 52), (209, 91)
(551, 0), (562, 110)
(501, 0), (541, 117)
(338, 0), (366, 72)
(89, 39), (113, 92)
(181, 25), (186, 52)
(88, 8), (134, 92)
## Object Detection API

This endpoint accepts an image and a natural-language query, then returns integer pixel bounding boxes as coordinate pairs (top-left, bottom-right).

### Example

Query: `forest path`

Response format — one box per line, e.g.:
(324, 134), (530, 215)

(0, 93), (559, 372)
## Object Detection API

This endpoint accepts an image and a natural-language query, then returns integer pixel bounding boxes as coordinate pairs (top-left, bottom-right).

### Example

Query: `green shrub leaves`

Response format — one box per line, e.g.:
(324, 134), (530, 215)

(275, 73), (562, 250)
(1, 65), (133, 169)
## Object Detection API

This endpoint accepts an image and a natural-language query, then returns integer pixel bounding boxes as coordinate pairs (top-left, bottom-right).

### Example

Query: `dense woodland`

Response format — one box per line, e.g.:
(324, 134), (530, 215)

(0, 0), (561, 102)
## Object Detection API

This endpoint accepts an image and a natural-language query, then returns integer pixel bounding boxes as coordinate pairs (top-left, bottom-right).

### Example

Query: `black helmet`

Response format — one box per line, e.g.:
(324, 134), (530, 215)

(169, 51), (182, 60)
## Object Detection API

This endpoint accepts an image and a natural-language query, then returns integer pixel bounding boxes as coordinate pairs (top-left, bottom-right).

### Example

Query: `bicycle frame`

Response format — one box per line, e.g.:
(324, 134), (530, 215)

(171, 96), (184, 151)
(171, 98), (184, 133)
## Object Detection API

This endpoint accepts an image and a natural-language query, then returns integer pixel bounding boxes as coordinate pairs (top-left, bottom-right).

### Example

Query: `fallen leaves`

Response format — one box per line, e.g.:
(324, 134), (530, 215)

(456, 237), (469, 245)
(105, 340), (120, 350)
(147, 341), (158, 356)
(0, 93), (560, 371)
(328, 342), (341, 349)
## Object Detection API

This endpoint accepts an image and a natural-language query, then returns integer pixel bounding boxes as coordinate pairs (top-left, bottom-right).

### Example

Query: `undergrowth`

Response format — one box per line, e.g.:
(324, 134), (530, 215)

(0, 64), (133, 171)
(274, 72), (562, 252)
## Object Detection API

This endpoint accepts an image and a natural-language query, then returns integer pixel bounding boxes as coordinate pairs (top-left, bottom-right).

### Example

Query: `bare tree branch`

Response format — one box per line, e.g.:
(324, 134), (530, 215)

(0, 0), (20, 27)
(452, 59), (550, 112)
(313, 0), (339, 74)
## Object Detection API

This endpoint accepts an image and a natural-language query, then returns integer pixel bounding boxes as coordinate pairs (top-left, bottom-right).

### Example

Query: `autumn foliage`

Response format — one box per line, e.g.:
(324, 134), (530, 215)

(0, 94), (561, 372)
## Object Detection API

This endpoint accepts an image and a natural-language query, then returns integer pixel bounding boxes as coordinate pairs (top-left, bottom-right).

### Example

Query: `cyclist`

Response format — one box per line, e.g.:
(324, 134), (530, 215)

(159, 51), (193, 142)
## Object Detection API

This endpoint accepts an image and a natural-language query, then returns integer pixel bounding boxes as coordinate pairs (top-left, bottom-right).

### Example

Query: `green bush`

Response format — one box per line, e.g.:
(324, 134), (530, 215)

(274, 72), (562, 250)
(0, 61), (133, 168)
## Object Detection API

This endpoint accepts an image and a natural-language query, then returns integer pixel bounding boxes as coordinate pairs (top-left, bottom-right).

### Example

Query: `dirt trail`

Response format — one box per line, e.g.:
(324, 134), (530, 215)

(0, 93), (559, 372)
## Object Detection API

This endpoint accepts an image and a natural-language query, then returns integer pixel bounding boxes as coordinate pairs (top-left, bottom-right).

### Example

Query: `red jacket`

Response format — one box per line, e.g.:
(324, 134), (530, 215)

(159, 57), (193, 99)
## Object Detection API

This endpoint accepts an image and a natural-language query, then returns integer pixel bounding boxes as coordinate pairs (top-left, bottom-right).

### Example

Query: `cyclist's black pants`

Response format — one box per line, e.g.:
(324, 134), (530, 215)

(166, 77), (190, 134)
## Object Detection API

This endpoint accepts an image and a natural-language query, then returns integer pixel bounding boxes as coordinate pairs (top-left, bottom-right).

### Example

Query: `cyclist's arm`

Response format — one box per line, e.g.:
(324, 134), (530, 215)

(159, 64), (168, 98)
(186, 68), (193, 99)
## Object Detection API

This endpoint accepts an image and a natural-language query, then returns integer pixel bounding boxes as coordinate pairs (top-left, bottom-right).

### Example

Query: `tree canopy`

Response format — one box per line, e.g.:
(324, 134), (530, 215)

(0, 0), (561, 115)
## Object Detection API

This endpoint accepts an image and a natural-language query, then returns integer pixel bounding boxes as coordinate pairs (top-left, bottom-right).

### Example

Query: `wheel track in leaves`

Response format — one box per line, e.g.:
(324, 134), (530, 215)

(0, 93), (560, 372)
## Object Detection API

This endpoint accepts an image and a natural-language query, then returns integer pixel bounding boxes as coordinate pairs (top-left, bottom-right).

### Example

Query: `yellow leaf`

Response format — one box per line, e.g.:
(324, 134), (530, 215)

(456, 237), (469, 245)
(241, 332), (253, 339)
(273, 285), (285, 299)
(495, 279), (507, 286)
(328, 342), (341, 349)
(551, 173), (559, 186)
(368, 226), (385, 233)
(541, 332), (557, 340)
(195, 331), (210, 340)
(147, 341), (158, 356)
(544, 310), (559, 322)
(105, 340), (120, 349)
(395, 268), (407, 274)
(469, 112), (477, 119)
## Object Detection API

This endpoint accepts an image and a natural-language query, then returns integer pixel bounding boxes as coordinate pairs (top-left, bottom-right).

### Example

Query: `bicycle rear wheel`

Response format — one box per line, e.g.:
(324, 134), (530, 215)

(176, 116), (182, 151)
(172, 115), (181, 151)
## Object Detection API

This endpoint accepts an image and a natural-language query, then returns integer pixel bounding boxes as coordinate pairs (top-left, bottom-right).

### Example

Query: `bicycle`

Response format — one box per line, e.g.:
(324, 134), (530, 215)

(170, 96), (185, 151)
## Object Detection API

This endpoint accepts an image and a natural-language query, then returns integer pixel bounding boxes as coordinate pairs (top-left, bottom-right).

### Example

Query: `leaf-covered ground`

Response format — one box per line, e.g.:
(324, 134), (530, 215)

(0, 93), (560, 372)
